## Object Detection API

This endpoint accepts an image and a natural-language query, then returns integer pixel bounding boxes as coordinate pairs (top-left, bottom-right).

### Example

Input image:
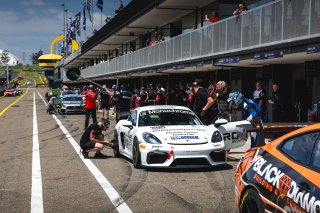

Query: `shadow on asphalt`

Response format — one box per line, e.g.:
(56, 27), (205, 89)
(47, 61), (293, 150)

(142, 164), (234, 173)
(86, 156), (113, 160)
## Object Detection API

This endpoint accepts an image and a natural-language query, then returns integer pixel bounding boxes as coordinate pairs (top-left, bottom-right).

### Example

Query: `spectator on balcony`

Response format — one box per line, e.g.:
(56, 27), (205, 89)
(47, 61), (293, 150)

(233, 3), (248, 16)
(155, 33), (165, 44)
(205, 11), (220, 23)
(144, 38), (151, 47)
(115, 3), (124, 14)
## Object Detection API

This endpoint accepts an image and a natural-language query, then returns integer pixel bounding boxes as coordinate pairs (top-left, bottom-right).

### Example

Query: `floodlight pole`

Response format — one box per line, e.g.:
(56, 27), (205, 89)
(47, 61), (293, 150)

(6, 64), (9, 84)
(61, 2), (68, 58)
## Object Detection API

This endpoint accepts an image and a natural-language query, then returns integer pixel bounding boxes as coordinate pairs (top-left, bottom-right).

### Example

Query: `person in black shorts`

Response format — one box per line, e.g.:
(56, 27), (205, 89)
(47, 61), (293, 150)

(99, 85), (113, 121)
(80, 120), (111, 158)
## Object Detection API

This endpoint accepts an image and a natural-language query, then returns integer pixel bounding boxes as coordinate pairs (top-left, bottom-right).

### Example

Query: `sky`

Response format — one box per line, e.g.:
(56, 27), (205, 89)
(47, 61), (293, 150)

(0, 0), (130, 64)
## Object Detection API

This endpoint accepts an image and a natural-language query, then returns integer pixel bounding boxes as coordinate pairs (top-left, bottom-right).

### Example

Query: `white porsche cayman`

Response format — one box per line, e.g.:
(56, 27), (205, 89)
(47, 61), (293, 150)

(113, 105), (250, 168)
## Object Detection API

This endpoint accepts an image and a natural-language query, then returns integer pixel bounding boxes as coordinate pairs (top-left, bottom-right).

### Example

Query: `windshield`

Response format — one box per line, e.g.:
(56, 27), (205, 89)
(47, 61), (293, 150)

(63, 97), (82, 102)
(138, 109), (202, 127)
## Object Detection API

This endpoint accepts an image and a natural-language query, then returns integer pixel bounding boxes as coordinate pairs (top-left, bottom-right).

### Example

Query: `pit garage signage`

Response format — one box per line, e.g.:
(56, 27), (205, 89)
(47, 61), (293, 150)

(254, 50), (284, 60)
(306, 44), (320, 54)
(216, 57), (240, 65)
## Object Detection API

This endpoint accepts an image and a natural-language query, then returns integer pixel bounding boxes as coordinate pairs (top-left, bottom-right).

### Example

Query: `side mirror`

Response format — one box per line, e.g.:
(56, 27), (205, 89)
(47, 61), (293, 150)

(122, 120), (133, 128)
(214, 119), (228, 127)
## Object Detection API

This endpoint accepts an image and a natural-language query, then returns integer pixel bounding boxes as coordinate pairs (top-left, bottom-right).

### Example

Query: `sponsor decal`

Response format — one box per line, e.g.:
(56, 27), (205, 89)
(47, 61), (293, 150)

(223, 132), (242, 143)
(150, 126), (165, 132)
(251, 157), (320, 213)
(150, 126), (165, 130)
(185, 150), (199, 153)
(170, 136), (199, 140)
(142, 109), (195, 115)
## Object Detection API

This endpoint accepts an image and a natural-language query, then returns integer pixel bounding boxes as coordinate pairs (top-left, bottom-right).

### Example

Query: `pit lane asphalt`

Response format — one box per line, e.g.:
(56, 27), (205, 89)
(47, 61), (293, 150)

(0, 87), (240, 213)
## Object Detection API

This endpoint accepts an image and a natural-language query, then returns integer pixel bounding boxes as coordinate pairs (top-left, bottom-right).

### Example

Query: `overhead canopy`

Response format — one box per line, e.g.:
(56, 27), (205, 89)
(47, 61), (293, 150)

(39, 54), (63, 61)
(67, 0), (215, 68)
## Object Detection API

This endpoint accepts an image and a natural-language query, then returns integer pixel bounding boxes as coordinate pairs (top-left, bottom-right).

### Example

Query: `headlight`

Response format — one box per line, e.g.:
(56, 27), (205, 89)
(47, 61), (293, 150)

(62, 104), (66, 108)
(142, 133), (162, 144)
(211, 131), (222, 143)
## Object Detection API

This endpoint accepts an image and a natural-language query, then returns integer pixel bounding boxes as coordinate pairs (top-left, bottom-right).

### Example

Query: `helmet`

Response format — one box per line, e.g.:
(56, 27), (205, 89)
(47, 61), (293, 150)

(227, 92), (243, 109)
(215, 81), (227, 94)
(208, 83), (214, 91)
(111, 85), (117, 91)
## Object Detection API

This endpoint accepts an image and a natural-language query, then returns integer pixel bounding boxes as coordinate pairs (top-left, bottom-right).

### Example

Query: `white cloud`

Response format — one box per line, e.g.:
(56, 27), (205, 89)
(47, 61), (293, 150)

(0, 8), (64, 64)
(25, 8), (36, 16)
(0, 10), (18, 22)
(22, 0), (45, 6)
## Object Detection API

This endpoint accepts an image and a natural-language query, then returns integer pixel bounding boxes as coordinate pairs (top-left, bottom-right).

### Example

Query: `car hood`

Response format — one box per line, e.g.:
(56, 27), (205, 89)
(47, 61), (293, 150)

(140, 125), (209, 145)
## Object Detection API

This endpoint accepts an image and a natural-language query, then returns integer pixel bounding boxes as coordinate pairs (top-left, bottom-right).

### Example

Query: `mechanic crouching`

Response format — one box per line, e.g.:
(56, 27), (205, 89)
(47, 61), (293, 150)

(80, 120), (112, 158)
(227, 92), (262, 148)
(47, 96), (56, 114)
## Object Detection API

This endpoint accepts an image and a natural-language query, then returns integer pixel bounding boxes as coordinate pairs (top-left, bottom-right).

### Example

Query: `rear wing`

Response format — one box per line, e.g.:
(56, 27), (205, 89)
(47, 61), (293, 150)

(235, 117), (311, 147)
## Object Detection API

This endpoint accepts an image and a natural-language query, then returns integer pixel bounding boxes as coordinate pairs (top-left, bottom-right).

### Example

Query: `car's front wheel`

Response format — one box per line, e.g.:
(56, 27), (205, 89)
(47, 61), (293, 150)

(113, 130), (121, 158)
(240, 189), (265, 213)
(132, 138), (141, 169)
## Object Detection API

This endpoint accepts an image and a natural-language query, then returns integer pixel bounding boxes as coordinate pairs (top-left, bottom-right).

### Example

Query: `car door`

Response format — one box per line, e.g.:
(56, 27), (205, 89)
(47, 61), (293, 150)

(281, 133), (320, 213)
(215, 120), (251, 150)
(274, 131), (320, 212)
(240, 132), (318, 212)
(123, 110), (138, 156)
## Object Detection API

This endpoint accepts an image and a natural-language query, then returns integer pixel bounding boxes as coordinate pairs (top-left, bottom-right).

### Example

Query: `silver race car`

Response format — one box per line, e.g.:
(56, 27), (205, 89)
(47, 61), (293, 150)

(113, 105), (250, 168)
(60, 95), (85, 114)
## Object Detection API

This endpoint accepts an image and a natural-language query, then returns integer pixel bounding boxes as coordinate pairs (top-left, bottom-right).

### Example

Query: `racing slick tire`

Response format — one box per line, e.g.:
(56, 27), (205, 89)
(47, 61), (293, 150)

(240, 189), (265, 213)
(113, 130), (121, 158)
(132, 138), (141, 169)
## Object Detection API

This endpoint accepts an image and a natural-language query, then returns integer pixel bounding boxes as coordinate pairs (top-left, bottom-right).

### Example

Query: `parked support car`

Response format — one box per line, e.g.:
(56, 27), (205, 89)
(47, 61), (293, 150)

(60, 95), (85, 114)
(4, 90), (16, 97)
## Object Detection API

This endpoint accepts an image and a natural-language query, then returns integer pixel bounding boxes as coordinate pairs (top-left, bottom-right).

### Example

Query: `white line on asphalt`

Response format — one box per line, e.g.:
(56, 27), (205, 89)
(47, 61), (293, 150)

(31, 93), (44, 213)
(37, 92), (132, 213)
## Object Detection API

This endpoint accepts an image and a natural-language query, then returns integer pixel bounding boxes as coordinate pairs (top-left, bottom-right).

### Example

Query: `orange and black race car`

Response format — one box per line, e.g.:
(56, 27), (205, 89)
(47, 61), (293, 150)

(235, 123), (320, 213)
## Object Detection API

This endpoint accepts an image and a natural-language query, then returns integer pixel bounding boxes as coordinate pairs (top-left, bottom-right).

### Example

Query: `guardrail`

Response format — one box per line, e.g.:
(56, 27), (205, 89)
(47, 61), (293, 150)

(68, 0), (320, 80)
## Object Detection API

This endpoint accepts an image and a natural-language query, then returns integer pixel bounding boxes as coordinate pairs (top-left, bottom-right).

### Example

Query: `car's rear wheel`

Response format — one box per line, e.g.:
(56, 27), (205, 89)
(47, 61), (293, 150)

(113, 130), (121, 158)
(240, 189), (265, 213)
(132, 138), (141, 169)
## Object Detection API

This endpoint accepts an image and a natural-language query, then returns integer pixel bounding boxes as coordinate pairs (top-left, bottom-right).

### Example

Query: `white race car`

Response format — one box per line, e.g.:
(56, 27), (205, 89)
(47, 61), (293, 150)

(113, 105), (250, 168)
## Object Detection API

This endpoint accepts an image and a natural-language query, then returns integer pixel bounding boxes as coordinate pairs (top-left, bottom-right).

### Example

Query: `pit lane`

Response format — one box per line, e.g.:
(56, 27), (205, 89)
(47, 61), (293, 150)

(0, 87), (241, 213)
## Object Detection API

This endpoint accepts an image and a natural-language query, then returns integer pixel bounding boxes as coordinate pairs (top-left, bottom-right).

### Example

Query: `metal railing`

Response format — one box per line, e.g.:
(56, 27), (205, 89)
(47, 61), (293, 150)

(67, 0), (320, 80)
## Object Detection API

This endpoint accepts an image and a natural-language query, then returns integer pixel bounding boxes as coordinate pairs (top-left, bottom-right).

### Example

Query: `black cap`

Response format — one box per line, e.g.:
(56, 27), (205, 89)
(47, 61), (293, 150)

(192, 79), (203, 87)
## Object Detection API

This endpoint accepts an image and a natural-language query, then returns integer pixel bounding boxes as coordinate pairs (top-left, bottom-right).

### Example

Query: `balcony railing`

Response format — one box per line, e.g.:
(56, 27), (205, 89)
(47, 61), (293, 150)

(67, 0), (320, 80)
